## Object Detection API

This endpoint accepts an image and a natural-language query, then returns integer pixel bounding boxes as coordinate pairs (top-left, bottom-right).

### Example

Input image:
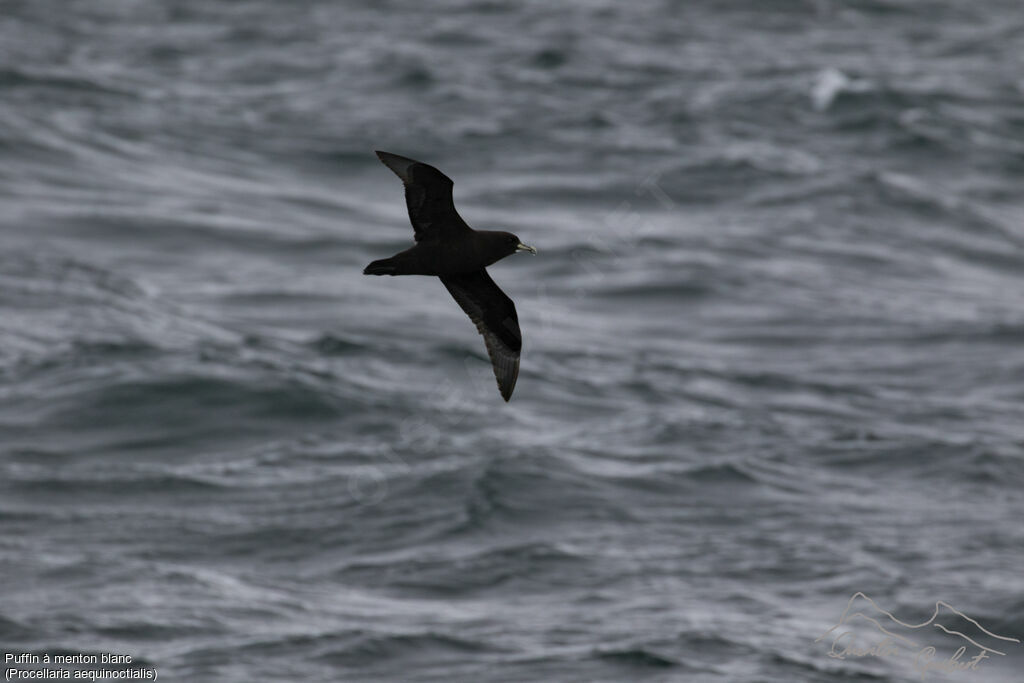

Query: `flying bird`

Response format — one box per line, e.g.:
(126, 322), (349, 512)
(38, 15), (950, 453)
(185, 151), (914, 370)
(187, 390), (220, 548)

(364, 151), (537, 401)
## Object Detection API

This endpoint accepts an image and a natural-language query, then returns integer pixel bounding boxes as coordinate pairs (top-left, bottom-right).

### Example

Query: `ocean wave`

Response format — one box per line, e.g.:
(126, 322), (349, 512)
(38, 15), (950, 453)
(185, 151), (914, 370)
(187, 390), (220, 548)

(318, 631), (503, 666)
(594, 647), (679, 669)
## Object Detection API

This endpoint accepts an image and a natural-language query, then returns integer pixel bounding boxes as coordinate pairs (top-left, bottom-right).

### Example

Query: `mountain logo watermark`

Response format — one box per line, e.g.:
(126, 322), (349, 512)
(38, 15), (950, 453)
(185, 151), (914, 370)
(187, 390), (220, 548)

(815, 592), (1020, 679)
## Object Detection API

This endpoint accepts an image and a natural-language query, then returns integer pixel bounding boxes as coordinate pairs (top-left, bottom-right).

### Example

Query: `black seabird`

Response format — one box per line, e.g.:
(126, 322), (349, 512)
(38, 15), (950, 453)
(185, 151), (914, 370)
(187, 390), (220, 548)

(364, 151), (537, 401)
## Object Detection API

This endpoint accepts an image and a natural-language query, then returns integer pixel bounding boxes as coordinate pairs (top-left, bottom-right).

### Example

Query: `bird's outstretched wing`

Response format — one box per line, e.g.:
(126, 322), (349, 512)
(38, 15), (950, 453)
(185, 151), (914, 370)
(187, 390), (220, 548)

(440, 269), (521, 401)
(376, 151), (471, 242)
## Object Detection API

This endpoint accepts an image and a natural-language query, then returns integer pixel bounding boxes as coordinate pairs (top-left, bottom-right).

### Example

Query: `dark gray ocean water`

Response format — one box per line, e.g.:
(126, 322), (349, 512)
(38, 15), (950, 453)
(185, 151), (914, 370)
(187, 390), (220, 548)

(2, 1), (1024, 681)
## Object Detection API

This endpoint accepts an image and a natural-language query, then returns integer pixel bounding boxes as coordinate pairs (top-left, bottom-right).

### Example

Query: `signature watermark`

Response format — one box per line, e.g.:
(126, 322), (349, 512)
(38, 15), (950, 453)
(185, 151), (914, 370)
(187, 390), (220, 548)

(815, 592), (1021, 680)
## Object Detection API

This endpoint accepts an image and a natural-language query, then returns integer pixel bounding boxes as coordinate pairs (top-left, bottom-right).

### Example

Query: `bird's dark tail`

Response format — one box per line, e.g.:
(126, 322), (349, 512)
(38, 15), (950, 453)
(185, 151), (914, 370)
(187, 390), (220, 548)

(363, 257), (397, 276)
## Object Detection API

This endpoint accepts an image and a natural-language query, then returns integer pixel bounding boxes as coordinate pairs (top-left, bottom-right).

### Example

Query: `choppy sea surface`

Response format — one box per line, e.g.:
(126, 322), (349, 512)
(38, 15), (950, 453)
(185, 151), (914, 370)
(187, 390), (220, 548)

(2, 1), (1024, 681)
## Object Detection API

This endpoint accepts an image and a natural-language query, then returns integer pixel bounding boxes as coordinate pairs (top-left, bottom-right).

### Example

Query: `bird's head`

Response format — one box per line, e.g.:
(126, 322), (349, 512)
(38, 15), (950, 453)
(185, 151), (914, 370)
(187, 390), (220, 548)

(498, 231), (538, 257)
(479, 231), (537, 267)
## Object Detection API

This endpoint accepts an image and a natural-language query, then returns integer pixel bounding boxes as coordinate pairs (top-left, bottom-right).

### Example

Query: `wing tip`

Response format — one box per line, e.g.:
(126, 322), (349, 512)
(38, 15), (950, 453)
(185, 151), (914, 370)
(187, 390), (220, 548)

(375, 150), (414, 182)
(496, 359), (519, 402)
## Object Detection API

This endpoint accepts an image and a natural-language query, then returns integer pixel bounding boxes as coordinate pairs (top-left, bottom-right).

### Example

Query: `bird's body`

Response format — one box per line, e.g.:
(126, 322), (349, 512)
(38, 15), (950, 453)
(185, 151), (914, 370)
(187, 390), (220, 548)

(364, 151), (536, 401)
(364, 230), (521, 276)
